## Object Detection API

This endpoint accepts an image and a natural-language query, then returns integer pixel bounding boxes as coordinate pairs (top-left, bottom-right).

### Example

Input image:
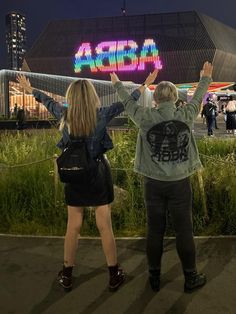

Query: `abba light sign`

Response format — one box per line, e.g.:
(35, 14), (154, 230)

(74, 39), (163, 73)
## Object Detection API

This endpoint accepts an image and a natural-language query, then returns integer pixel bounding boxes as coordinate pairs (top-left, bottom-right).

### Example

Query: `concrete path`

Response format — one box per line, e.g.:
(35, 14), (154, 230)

(0, 236), (236, 314)
(193, 114), (235, 138)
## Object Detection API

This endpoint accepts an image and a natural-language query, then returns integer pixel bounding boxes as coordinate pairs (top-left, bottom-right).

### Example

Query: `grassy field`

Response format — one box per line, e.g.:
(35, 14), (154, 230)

(0, 129), (235, 236)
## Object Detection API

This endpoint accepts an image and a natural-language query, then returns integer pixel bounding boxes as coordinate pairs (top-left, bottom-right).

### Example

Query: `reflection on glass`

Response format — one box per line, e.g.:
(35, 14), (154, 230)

(9, 81), (65, 120)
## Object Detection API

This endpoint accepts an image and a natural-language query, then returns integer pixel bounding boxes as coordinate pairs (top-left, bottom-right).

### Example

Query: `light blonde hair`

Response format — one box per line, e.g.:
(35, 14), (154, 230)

(153, 81), (178, 104)
(60, 80), (100, 137)
(226, 100), (236, 112)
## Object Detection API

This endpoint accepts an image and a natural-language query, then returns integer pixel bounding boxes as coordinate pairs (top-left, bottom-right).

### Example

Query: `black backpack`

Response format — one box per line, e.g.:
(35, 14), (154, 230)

(56, 138), (98, 184)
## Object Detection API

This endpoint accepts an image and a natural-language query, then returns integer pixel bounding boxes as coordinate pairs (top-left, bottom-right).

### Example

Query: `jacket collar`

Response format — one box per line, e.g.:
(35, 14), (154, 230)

(157, 102), (176, 109)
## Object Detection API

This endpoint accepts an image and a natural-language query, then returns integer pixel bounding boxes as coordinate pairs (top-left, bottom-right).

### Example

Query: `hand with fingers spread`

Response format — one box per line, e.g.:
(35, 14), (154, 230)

(16, 75), (33, 93)
(200, 61), (213, 78)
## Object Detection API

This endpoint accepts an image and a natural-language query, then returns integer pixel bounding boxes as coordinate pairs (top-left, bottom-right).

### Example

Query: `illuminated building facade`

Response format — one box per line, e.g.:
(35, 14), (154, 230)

(1, 11), (236, 120)
(23, 11), (236, 83)
(6, 11), (27, 71)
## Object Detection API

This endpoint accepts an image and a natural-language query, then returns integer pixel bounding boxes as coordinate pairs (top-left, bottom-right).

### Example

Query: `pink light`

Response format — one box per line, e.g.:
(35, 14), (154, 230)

(116, 40), (138, 71)
(74, 39), (163, 73)
(138, 39), (163, 71)
(95, 41), (117, 72)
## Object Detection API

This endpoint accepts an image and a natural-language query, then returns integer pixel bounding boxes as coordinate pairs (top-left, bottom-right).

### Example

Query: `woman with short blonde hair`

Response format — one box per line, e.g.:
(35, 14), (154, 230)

(111, 61), (213, 293)
(153, 81), (178, 104)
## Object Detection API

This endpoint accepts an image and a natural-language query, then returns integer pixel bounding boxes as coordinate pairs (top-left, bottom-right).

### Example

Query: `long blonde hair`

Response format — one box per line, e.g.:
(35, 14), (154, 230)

(226, 100), (236, 113)
(60, 80), (100, 137)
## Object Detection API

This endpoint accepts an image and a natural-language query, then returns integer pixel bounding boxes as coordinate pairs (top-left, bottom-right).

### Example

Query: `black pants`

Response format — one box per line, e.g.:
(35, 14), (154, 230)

(144, 176), (196, 273)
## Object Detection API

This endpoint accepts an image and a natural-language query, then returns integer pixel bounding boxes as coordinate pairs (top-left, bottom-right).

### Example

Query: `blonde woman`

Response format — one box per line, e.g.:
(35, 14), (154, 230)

(17, 75), (140, 292)
(111, 62), (213, 293)
(225, 100), (236, 134)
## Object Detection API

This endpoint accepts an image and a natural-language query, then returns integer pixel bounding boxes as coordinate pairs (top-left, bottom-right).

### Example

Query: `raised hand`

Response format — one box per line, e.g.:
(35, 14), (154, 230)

(144, 68), (159, 86)
(16, 74), (33, 93)
(200, 62), (213, 78)
(110, 72), (120, 85)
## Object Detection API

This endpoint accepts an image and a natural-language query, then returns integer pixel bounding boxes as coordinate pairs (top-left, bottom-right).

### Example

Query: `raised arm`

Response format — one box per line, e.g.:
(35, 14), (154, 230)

(110, 69), (158, 127)
(16, 75), (65, 120)
(182, 62), (213, 121)
(101, 89), (142, 124)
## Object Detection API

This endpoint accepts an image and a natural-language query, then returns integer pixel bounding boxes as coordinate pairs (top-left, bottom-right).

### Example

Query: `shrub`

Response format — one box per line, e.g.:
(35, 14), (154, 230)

(0, 129), (235, 236)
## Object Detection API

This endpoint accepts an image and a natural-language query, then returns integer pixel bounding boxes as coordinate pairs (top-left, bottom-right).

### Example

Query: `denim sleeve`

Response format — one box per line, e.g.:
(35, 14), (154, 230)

(183, 77), (212, 121)
(32, 89), (65, 120)
(102, 89), (141, 124)
(113, 81), (146, 127)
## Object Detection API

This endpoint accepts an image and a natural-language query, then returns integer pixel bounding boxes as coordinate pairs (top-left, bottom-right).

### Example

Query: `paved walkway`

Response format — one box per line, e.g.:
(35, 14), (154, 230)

(0, 235), (236, 314)
(193, 114), (235, 138)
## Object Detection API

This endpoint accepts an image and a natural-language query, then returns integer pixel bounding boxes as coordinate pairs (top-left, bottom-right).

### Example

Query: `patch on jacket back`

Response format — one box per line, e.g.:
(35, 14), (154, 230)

(147, 120), (190, 163)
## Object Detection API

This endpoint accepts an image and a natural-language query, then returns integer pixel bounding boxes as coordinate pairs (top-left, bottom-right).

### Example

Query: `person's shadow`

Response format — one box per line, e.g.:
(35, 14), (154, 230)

(164, 238), (235, 314)
(29, 266), (105, 314)
(29, 239), (175, 314)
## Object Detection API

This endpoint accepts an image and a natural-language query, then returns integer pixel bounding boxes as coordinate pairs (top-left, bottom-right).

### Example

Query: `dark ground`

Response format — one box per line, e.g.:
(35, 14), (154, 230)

(0, 236), (236, 314)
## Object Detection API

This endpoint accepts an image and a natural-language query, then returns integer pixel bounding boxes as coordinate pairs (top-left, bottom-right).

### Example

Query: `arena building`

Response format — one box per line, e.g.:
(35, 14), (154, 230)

(1, 11), (236, 120)
(23, 11), (236, 83)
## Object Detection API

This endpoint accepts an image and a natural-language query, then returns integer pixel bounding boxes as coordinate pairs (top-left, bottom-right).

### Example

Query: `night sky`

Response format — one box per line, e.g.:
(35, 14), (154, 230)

(1, 0), (236, 70)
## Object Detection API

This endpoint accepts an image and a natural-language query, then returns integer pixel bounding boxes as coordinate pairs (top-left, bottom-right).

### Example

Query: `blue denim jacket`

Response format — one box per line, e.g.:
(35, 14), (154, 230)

(32, 89), (140, 158)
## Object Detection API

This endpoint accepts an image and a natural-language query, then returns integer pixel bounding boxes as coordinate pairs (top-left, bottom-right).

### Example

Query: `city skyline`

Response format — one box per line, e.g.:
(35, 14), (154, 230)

(1, 0), (236, 70)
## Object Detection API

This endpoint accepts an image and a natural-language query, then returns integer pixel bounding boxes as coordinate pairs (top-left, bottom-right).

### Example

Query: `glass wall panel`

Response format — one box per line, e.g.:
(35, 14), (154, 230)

(8, 80), (65, 119)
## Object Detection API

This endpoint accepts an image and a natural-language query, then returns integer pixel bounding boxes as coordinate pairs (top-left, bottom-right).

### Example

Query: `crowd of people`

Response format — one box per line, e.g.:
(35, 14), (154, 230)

(16, 62), (214, 295)
(201, 97), (236, 136)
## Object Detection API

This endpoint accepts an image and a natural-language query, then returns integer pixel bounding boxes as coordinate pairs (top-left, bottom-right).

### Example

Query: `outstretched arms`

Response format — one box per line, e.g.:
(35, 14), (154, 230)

(110, 69), (158, 98)
(16, 75), (65, 120)
(110, 69), (159, 127)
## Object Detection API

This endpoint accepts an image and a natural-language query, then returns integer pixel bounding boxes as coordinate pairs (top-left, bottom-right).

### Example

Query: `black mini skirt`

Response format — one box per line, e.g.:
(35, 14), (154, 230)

(64, 155), (114, 207)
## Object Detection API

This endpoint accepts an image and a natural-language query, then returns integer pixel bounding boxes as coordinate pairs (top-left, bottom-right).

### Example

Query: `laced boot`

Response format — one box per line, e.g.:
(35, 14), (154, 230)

(184, 270), (207, 293)
(58, 265), (73, 292)
(108, 264), (125, 292)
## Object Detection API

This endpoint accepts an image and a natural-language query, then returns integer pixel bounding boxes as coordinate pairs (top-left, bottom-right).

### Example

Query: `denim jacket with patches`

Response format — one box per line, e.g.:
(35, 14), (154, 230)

(113, 77), (212, 181)
(32, 89), (141, 158)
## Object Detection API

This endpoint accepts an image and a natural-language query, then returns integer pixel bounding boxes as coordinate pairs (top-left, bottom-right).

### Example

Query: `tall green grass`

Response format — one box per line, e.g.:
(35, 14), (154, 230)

(0, 130), (66, 235)
(0, 129), (235, 236)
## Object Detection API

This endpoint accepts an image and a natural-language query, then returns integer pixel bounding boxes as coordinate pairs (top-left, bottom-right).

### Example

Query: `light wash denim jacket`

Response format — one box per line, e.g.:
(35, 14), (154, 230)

(32, 89), (141, 158)
(114, 76), (212, 181)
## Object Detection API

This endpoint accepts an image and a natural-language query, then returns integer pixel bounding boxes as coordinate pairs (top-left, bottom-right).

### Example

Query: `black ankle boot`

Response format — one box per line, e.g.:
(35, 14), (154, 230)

(149, 269), (160, 292)
(108, 264), (125, 292)
(58, 265), (73, 292)
(184, 271), (207, 293)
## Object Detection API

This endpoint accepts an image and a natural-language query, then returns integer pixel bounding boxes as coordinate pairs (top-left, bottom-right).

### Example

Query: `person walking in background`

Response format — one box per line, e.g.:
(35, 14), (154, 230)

(16, 75), (140, 292)
(13, 103), (18, 117)
(201, 98), (218, 136)
(224, 100), (236, 134)
(111, 61), (213, 293)
(16, 106), (26, 130)
(213, 100), (219, 129)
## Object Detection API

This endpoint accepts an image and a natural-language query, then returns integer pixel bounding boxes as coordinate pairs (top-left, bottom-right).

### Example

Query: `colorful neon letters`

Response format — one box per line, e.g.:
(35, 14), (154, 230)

(74, 39), (163, 73)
